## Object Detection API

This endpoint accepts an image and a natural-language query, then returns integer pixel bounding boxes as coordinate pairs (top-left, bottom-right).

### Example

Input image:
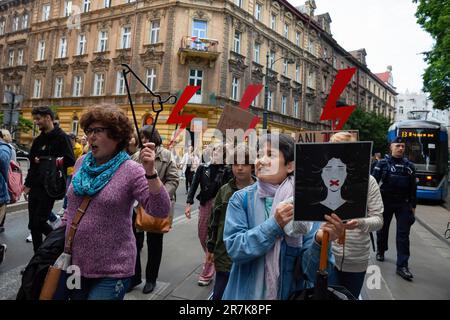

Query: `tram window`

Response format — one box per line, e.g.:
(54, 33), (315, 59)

(406, 141), (437, 165)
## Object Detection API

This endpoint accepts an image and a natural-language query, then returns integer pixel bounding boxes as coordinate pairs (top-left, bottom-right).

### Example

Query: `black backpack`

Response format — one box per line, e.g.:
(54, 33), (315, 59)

(16, 226), (66, 300)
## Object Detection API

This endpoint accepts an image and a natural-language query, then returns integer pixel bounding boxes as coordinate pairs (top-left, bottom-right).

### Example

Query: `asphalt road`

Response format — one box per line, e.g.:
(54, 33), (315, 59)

(1, 182), (449, 300)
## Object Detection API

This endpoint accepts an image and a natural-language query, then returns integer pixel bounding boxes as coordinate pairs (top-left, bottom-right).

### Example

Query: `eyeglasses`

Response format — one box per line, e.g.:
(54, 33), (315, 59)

(84, 127), (109, 136)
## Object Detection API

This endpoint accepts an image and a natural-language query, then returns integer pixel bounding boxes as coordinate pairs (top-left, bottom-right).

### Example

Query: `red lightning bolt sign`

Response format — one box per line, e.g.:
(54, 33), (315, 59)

(320, 68), (357, 130)
(167, 84), (263, 145)
(240, 84), (263, 135)
(166, 85), (200, 146)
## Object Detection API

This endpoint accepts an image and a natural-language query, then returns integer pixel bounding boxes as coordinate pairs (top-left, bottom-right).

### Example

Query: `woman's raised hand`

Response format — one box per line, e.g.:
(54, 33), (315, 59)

(140, 142), (156, 175)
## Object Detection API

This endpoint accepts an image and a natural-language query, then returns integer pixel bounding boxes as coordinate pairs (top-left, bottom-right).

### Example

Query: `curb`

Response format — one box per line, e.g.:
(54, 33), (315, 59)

(415, 215), (450, 248)
(6, 201), (28, 214)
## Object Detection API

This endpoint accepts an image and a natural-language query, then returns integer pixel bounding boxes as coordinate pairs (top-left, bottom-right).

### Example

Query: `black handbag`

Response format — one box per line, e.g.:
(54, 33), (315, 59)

(41, 156), (67, 200)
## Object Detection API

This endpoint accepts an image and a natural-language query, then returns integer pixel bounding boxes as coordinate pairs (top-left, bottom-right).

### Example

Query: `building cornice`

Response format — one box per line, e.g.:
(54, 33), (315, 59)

(0, 0), (33, 11)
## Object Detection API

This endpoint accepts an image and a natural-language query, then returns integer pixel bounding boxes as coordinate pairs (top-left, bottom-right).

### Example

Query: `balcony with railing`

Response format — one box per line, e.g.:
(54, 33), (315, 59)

(178, 36), (220, 68)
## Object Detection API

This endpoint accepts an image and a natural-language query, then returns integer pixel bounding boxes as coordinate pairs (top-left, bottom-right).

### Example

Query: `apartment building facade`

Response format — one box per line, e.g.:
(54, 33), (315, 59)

(395, 91), (448, 126)
(0, 0), (397, 146)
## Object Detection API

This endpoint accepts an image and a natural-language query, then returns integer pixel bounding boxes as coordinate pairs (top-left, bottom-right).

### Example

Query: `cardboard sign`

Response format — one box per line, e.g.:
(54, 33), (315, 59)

(294, 142), (372, 221)
(216, 105), (256, 135)
(293, 130), (359, 144)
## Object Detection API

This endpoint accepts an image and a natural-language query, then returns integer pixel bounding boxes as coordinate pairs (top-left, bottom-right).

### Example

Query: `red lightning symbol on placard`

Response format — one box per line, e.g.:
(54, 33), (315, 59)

(320, 68), (357, 130)
(167, 84), (263, 146)
(240, 84), (263, 134)
(166, 85), (200, 146)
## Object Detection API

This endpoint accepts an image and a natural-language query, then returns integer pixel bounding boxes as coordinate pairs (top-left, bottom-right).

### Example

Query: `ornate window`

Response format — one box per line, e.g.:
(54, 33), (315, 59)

(146, 68), (156, 92)
(98, 31), (108, 52)
(150, 20), (160, 44)
(33, 79), (42, 98)
(54, 77), (64, 98)
(93, 73), (105, 96)
(231, 77), (240, 101)
(73, 75), (83, 97)
(71, 116), (79, 135)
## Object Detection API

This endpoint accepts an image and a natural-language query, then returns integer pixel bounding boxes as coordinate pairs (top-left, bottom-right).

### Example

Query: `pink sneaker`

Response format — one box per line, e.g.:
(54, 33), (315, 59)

(198, 262), (215, 286)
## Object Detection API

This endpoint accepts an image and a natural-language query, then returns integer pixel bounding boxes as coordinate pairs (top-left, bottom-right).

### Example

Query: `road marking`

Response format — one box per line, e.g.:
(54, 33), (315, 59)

(415, 222), (450, 260)
(149, 281), (171, 300)
(124, 280), (170, 300)
(172, 210), (198, 227)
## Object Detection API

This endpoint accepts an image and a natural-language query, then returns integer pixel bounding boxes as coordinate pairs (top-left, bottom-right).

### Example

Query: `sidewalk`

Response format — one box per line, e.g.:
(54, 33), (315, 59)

(415, 203), (450, 247)
(3, 198), (449, 300)
(124, 210), (212, 300)
(144, 203), (450, 301)
(6, 195), (28, 214)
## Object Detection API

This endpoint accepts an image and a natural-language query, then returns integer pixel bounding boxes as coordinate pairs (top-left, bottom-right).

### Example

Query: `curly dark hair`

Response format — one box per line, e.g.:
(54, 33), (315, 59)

(80, 104), (133, 152)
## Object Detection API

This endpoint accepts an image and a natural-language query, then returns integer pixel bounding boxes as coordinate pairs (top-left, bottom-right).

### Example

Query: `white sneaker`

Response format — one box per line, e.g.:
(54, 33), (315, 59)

(25, 234), (32, 243)
(57, 208), (65, 217)
(48, 216), (62, 230)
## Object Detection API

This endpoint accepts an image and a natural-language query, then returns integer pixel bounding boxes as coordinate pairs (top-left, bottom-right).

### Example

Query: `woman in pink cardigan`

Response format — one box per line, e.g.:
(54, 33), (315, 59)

(64, 104), (170, 300)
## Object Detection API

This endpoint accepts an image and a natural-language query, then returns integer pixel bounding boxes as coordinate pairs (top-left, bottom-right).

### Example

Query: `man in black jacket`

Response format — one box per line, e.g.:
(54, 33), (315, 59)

(23, 106), (75, 252)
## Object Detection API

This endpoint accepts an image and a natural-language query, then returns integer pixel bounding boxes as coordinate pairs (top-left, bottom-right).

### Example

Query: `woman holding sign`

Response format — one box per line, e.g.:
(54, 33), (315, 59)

(328, 132), (384, 298)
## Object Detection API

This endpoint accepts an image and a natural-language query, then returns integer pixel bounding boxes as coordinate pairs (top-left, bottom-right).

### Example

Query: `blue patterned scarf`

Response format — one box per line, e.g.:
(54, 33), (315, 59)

(72, 150), (130, 197)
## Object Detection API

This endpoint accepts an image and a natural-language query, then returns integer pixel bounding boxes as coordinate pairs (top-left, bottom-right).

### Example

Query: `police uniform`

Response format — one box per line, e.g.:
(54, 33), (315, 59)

(372, 137), (417, 280)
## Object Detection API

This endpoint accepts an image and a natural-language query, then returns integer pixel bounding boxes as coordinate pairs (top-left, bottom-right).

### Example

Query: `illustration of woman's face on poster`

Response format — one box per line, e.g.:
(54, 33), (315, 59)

(295, 142), (372, 221)
(321, 158), (347, 192)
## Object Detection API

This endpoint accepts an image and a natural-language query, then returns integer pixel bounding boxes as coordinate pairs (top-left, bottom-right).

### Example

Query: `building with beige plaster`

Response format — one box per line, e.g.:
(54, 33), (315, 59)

(0, 0), (397, 146)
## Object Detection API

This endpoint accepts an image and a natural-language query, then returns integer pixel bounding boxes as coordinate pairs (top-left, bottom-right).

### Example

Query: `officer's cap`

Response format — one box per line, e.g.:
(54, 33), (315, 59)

(391, 136), (405, 144)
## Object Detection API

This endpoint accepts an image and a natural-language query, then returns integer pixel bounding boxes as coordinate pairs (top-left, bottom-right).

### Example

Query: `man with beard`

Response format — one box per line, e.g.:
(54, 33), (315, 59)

(23, 106), (75, 252)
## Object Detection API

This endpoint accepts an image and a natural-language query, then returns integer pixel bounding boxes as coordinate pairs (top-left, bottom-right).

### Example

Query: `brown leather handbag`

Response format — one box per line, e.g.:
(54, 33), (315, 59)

(135, 205), (172, 233)
(39, 197), (91, 300)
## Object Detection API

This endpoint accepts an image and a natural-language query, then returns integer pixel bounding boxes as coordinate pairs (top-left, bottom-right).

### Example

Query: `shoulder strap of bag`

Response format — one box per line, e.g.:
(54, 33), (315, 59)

(64, 196), (91, 254)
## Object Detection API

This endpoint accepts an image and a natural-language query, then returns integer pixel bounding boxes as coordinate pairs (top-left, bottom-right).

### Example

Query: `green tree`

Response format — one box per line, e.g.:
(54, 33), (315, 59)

(343, 108), (392, 154)
(413, 0), (450, 110)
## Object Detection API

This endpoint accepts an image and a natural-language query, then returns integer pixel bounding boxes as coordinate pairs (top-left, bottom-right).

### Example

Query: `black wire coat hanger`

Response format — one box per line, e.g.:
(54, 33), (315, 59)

(121, 64), (177, 148)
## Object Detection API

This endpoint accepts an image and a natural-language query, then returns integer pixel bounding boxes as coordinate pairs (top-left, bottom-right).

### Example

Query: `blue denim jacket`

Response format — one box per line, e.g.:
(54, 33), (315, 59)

(223, 183), (334, 300)
(0, 141), (12, 204)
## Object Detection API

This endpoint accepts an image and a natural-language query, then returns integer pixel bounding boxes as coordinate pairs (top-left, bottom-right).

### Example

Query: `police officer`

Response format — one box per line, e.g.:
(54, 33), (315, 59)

(372, 136), (417, 281)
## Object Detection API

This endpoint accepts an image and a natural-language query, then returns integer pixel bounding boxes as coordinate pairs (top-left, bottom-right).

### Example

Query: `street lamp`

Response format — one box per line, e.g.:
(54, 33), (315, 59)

(263, 53), (295, 130)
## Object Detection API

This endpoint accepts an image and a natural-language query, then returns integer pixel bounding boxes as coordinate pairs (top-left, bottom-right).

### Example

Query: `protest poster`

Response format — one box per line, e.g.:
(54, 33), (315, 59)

(294, 142), (372, 221)
(216, 105), (256, 135)
(294, 130), (359, 143)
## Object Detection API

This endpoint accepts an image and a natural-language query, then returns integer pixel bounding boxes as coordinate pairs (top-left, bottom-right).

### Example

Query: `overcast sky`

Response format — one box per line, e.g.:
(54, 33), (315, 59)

(289, 0), (433, 94)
